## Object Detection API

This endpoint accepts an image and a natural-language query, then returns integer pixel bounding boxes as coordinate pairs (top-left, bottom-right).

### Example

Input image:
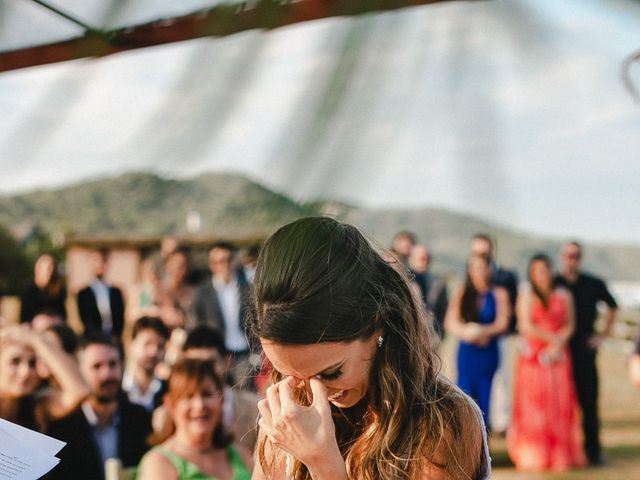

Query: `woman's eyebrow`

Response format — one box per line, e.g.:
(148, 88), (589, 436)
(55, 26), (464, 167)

(313, 361), (344, 376)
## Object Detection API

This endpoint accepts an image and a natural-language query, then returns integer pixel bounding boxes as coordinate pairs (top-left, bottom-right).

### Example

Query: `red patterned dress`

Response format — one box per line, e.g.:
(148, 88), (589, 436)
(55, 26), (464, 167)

(507, 292), (586, 471)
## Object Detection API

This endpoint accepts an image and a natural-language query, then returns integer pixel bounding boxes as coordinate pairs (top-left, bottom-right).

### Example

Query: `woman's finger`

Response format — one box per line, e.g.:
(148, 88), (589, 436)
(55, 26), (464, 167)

(257, 417), (277, 444)
(265, 383), (282, 422)
(257, 398), (273, 429)
(309, 378), (331, 414)
(277, 376), (299, 412)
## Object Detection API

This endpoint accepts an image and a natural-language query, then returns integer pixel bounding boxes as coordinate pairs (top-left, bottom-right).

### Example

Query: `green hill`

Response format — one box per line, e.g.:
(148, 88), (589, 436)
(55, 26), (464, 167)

(1, 172), (638, 281)
(0, 172), (318, 237)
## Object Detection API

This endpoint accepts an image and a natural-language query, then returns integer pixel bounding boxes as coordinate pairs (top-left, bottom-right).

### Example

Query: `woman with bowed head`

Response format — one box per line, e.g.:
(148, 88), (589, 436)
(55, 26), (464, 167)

(137, 358), (253, 480)
(507, 254), (585, 471)
(251, 217), (490, 480)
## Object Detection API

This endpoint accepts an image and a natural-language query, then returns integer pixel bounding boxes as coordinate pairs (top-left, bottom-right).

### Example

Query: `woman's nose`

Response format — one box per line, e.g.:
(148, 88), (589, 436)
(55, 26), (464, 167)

(191, 394), (205, 409)
(18, 361), (33, 379)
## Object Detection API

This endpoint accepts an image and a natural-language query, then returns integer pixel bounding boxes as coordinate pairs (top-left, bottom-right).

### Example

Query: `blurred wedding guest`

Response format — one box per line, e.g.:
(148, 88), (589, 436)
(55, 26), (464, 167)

(182, 326), (258, 452)
(381, 249), (422, 302)
(0, 324), (88, 431)
(445, 254), (510, 426)
(161, 248), (195, 325)
(470, 233), (518, 435)
(20, 253), (67, 324)
(137, 358), (253, 480)
(47, 333), (152, 480)
(508, 254), (585, 471)
(629, 331), (640, 388)
(77, 250), (125, 340)
(127, 256), (163, 323)
(123, 317), (170, 412)
(410, 244), (449, 338)
(193, 242), (254, 390)
(389, 230), (416, 266)
(241, 245), (260, 285)
(160, 235), (180, 263)
(554, 241), (618, 465)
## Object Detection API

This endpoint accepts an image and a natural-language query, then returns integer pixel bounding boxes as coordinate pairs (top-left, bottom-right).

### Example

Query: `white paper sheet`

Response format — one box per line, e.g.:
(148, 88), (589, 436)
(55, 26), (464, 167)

(0, 419), (66, 480)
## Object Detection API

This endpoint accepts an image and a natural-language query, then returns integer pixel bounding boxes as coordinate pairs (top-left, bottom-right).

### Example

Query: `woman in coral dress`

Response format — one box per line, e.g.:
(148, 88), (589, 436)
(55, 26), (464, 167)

(508, 254), (586, 471)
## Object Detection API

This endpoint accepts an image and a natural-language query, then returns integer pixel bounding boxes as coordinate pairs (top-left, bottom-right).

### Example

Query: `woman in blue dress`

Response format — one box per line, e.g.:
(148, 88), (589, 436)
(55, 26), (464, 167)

(445, 254), (510, 427)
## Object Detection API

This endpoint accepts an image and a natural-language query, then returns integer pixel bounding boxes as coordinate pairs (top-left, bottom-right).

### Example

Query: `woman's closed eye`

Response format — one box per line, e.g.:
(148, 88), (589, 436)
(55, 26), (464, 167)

(315, 369), (343, 382)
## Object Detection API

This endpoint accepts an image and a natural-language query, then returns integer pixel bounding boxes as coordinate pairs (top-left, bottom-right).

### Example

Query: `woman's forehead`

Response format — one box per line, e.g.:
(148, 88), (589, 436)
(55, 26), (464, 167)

(1, 343), (33, 359)
(261, 339), (357, 377)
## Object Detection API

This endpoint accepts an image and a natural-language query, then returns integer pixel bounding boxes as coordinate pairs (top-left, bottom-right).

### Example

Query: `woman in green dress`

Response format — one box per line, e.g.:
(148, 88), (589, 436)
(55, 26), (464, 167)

(137, 358), (253, 480)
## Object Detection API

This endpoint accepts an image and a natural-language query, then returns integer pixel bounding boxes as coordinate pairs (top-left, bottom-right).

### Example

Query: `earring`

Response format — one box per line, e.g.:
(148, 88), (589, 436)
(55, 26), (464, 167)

(377, 336), (384, 348)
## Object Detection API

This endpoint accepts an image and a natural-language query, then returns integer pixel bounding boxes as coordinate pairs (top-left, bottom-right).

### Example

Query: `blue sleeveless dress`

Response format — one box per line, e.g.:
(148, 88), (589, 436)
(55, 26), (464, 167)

(456, 291), (500, 427)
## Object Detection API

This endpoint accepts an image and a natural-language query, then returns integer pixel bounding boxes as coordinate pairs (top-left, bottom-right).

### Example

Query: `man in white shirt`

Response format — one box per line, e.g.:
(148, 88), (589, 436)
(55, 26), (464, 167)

(77, 250), (125, 340)
(122, 316), (169, 412)
(192, 242), (256, 389)
(47, 333), (151, 480)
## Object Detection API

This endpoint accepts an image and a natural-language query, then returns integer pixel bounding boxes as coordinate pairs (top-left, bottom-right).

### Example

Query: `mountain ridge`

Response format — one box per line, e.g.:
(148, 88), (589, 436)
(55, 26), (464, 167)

(1, 171), (638, 280)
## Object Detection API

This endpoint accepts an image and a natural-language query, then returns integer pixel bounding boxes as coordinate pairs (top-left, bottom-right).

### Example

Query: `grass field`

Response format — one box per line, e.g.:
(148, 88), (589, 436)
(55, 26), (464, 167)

(442, 342), (640, 479)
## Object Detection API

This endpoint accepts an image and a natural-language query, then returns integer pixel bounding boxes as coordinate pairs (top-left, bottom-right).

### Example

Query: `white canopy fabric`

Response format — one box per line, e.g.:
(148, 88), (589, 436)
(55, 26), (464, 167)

(0, 0), (639, 243)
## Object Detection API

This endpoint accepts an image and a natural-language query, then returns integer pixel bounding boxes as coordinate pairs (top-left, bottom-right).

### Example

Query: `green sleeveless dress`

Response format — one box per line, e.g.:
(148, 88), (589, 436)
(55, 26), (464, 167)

(138, 445), (251, 480)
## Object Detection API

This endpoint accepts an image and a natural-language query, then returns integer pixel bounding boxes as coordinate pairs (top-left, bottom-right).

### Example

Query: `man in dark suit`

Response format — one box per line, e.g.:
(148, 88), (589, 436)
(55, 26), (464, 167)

(77, 250), (125, 339)
(192, 242), (255, 389)
(46, 333), (151, 480)
(409, 244), (449, 339)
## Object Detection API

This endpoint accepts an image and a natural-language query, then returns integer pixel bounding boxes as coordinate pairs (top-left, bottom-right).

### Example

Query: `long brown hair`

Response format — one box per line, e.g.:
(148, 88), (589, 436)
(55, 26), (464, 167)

(460, 254), (493, 324)
(251, 217), (487, 480)
(528, 253), (553, 309)
(35, 254), (64, 297)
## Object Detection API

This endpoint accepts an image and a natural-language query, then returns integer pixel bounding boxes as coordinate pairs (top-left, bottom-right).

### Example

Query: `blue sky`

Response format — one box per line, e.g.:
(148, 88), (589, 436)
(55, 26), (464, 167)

(0, 0), (639, 244)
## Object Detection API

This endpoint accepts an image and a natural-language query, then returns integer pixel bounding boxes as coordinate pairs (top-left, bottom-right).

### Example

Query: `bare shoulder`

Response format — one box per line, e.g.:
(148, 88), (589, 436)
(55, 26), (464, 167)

(137, 447), (178, 480)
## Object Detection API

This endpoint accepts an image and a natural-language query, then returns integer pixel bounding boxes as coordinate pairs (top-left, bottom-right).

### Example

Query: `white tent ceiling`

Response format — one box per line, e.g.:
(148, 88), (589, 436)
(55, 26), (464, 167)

(1, 0), (639, 243)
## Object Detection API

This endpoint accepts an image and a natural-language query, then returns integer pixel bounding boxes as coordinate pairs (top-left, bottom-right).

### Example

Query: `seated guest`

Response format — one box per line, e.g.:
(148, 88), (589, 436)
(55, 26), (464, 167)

(77, 250), (125, 340)
(0, 324), (88, 431)
(137, 358), (253, 479)
(122, 317), (170, 412)
(47, 333), (152, 480)
(182, 326), (258, 452)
